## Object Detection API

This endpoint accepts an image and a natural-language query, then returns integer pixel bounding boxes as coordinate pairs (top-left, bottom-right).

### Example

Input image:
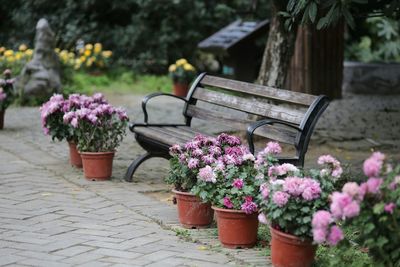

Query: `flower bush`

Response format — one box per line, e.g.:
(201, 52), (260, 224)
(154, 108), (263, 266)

(312, 152), (400, 265)
(63, 98), (128, 152)
(0, 45), (33, 76)
(0, 69), (16, 111)
(190, 134), (260, 214)
(257, 143), (340, 239)
(40, 93), (108, 142)
(166, 133), (245, 193)
(168, 58), (196, 84)
(74, 43), (112, 71)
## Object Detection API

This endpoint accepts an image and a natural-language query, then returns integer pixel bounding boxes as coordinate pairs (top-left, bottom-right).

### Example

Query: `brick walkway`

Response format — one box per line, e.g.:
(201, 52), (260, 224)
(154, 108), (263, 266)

(0, 105), (270, 266)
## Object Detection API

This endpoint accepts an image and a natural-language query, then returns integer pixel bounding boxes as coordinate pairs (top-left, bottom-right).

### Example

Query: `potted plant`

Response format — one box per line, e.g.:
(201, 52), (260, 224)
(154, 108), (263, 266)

(257, 143), (342, 267)
(168, 58), (196, 97)
(191, 134), (261, 248)
(40, 93), (108, 168)
(0, 69), (16, 129)
(64, 101), (128, 180)
(166, 134), (225, 229)
(312, 152), (400, 266)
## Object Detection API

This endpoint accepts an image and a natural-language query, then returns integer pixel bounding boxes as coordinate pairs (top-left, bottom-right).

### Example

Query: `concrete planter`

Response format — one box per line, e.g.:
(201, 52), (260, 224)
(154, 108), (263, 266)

(343, 61), (400, 94)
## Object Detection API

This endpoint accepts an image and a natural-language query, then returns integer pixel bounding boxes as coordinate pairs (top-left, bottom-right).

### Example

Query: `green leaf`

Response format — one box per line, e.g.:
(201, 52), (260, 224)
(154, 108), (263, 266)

(317, 17), (327, 30)
(364, 223), (375, 234)
(301, 206), (310, 213)
(376, 236), (388, 247)
(309, 2), (317, 23)
(342, 8), (355, 29)
(373, 203), (385, 215)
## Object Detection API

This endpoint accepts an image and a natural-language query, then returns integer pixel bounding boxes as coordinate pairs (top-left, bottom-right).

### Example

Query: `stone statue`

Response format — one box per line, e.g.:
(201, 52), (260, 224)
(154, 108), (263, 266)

(16, 18), (61, 102)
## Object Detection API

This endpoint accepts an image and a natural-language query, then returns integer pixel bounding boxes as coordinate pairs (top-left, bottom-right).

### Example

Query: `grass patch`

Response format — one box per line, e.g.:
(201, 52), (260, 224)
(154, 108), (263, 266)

(63, 70), (172, 96)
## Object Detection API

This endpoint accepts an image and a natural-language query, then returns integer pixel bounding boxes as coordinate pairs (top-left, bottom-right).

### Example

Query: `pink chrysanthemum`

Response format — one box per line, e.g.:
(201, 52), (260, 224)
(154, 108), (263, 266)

(272, 191), (290, 207)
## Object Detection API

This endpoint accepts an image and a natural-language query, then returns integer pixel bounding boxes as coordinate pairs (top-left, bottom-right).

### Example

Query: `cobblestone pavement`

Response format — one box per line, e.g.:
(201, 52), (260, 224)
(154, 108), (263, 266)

(1, 92), (399, 267)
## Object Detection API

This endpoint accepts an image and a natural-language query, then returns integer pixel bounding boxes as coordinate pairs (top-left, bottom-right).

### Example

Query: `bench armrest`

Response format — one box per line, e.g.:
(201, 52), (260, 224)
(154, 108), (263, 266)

(141, 92), (188, 123)
(246, 119), (302, 154)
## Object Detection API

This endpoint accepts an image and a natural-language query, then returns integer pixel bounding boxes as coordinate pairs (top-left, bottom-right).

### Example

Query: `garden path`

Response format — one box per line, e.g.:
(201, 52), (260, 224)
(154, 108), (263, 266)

(0, 91), (399, 266)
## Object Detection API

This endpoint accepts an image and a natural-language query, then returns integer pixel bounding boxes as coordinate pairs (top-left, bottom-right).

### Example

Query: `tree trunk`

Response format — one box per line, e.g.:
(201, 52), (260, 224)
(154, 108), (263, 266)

(257, 0), (297, 88)
(286, 22), (344, 99)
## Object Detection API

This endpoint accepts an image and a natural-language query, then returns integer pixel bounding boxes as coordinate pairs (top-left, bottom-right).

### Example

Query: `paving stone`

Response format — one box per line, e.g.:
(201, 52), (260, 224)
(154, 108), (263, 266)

(59, 252), (104, 264)
(52, 245), (95, 257)
(17, 258), (70, 267)
(0, 255), (26, 266)
(16, 250), (66, 261)
(135, 250), (179, 262)
(92, 248), (143, 259)
(75, 262), (112, 267)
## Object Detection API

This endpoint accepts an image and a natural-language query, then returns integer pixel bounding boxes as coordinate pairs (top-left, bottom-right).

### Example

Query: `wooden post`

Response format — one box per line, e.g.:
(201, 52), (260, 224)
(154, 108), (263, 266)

(286, 22), (344, 99)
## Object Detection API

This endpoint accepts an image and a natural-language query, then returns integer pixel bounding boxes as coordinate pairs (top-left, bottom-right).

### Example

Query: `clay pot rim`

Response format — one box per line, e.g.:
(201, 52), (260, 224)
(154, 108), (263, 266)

(79, 151), (115, 155)
(212, 206), (258, 214)
(270, 226), (314, 245)
(172, 189), (195, 196)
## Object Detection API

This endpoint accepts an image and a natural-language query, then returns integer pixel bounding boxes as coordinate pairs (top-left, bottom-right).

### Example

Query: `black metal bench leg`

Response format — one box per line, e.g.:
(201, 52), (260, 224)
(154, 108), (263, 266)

(124, 153), (154, 182)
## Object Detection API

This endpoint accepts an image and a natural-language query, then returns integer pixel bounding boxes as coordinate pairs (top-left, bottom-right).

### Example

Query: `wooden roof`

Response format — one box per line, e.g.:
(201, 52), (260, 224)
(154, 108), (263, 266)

(198, 19), (269, 53)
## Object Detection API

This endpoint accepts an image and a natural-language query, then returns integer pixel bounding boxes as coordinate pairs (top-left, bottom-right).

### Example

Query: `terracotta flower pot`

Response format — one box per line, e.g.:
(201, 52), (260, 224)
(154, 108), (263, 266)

(173, 83), (189, 97)
(0, 110), (5, 130)
(212, 206), (259, 249)
(68, 141), (82, 168)
(80, 151), (115, 181)
(172, 190), (214, 229)
(270, 226), (317, 267)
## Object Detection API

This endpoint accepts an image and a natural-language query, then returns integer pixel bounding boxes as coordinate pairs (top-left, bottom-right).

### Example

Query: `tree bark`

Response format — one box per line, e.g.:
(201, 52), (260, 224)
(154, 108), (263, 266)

(257, 0), (297, 88)
(286, 22), (344, 99)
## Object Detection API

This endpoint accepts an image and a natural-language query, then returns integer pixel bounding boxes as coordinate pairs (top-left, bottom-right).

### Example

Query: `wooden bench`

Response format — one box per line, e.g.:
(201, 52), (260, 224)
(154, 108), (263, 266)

(125, 73), (329, 182)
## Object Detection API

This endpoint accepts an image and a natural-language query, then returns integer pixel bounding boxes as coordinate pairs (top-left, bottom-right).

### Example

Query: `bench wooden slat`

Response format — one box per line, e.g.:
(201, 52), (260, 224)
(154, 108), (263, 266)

(186, 105), (297, 144)
(186, 105), (251, 130)
(192, 88), (307, 125)
(134, 127), (190, 146)
(201, 75), (316, 106)
(158, 127), (199, 139)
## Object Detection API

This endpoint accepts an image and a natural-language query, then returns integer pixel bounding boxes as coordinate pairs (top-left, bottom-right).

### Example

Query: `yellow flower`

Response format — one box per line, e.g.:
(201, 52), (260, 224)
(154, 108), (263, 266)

(54, 48), (60, 53)
(84, 50), (91, 57)
(80, 55), (86, 62)
(6, 56), (15, 62)
(101, 50), (112, 58)
(85, 44), (93, 50)
(25, 49), (33, 56)
(94, 43), (102, 54)
(4, 50), (14, 57)
(176, 58), (187, 66)
(68, 52), (75, 58)
(183, 63), (195, 71)
(15, 52), (22, 60)
(86, 58), (94, 67)
(168, 64), (177, 72)
(19, 44), (28, 51)
(57, 50), (69, 63)
(74, 59), (82, 70)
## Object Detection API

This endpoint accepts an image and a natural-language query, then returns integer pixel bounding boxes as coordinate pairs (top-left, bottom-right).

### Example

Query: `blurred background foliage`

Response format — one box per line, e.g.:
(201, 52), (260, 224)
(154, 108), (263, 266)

(0, 0), (270, 74)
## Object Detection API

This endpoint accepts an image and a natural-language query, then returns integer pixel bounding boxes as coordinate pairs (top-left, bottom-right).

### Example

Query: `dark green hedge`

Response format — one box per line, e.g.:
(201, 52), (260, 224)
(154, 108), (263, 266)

(0, 0), (269, 73)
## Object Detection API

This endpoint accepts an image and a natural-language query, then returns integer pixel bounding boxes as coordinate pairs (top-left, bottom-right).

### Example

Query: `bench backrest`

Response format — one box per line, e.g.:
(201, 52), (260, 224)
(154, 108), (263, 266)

(183, 73), (329, 165)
